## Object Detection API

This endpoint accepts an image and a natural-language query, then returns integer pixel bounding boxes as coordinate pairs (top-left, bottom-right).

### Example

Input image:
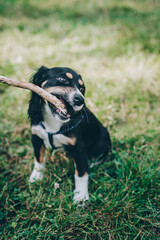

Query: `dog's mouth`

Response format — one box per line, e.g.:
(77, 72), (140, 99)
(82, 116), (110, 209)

(48, 95), (73, 121)
(56, 96), (72, 119)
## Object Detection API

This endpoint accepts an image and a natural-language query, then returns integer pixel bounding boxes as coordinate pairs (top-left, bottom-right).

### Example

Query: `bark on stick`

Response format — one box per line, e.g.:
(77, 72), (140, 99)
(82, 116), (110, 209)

(0, 76), (66, 114)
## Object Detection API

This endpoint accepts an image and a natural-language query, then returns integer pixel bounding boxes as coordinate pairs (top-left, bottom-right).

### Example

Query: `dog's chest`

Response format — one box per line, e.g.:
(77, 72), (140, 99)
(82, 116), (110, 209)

(53, 134), (72, 148)
(31, 107), (76, 149)
(31, 124), (74, 150)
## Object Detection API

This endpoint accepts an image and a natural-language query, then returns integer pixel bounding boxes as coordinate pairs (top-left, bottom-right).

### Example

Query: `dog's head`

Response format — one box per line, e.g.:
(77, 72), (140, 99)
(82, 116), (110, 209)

(28, 66), (85, 124)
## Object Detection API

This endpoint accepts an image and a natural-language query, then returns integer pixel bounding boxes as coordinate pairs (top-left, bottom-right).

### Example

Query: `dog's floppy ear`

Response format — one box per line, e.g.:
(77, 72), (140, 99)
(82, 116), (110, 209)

(28, 66), (48, 125)
(32, 65), (49, 86)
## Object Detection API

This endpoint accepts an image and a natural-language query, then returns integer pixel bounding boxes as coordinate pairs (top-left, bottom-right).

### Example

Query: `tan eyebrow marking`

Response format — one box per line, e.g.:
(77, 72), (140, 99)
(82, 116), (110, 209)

(66, 72), (73, 79)
(78, 79), (83, 86)
(45, 86), (74, 94)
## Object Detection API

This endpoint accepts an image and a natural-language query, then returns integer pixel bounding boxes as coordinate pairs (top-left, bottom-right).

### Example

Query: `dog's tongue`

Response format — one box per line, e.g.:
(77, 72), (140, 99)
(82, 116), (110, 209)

(56, 109), (61, 114)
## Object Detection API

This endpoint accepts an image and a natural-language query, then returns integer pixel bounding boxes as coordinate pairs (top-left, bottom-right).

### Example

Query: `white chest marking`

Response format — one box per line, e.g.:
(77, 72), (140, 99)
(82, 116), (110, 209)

(53, 134), (74, 148)
(31, 125), (51, 148)
(31, 104), (76, 149)
(31, 125), (74, 149)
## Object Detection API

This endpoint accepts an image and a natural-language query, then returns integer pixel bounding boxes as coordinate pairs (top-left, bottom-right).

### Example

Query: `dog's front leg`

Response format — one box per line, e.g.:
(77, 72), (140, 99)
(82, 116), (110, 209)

(29, 134), (46, 183)
(73, 150), (89, 203)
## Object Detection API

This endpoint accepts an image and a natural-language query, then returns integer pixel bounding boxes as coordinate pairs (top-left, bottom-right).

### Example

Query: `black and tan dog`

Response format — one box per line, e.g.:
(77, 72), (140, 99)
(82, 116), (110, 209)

(28, 66), (111, 202)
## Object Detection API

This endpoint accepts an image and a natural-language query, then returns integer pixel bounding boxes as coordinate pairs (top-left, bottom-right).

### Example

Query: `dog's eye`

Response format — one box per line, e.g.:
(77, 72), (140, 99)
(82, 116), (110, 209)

(80, 87), (85, 94)
(57, 77), (69, 84)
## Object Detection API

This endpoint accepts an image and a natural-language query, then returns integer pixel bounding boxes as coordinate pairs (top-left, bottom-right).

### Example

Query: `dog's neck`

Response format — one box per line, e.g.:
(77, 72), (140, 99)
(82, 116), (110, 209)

(42, 104), (63, 133)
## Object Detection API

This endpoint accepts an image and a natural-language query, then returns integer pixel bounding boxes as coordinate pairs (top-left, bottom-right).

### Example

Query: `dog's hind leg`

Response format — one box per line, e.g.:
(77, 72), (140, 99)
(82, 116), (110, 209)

(29, 134), (46, 183)
(89, 129), (111, 168)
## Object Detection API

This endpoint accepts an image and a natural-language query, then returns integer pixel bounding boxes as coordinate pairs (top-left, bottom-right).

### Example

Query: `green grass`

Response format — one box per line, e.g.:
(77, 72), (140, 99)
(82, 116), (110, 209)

(0, 0), (160, 239)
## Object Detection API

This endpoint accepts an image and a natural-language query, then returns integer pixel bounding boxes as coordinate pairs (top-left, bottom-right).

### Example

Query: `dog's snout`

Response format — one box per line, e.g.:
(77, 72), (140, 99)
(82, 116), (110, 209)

(74, 93), (84, 106)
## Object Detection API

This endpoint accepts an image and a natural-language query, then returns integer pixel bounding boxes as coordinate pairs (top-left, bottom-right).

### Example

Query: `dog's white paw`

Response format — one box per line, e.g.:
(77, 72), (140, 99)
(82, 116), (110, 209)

(73, 190), (89, 203)
(29, 160), (45, 183)
(29, 169), (44, 182)
(73, 174), (89, 203)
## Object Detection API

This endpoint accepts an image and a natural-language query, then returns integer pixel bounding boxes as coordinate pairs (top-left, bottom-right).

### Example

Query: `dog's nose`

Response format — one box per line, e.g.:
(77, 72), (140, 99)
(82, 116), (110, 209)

(74, 93), (84, 106)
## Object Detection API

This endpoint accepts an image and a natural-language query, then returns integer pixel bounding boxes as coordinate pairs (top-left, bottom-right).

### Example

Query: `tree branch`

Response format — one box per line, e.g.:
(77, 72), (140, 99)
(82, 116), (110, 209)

(0, 76), (66, 114)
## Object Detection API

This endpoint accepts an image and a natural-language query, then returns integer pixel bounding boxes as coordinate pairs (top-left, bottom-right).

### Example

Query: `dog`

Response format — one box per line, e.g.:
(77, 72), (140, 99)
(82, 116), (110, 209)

(28, 66), (111, 203)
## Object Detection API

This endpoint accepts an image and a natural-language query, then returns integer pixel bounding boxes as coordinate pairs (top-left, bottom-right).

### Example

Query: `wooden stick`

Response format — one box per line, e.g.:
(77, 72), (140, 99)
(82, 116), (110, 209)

(0, 76), (66, 114)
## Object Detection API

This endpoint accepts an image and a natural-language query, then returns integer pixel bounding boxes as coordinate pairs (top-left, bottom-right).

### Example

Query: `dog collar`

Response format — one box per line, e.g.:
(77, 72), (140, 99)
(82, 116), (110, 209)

(39, 115), (84, 149)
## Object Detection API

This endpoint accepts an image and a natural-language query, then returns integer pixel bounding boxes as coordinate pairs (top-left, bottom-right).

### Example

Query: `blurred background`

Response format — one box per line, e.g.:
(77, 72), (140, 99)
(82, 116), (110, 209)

(0, 0), (160, 239)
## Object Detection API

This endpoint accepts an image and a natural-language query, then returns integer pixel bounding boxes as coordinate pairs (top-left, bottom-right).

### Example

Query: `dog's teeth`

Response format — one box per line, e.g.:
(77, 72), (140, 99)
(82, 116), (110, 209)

(56, 108), (70, 118)
(56, 109), (61, 114)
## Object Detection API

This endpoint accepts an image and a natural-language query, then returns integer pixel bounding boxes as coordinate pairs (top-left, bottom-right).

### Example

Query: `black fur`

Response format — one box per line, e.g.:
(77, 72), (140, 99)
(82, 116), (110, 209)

(28, 66), (48, 124)
(64, 108), (111, 176)
(28, 66), (111, 177)
(31, 134), (44, 162)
